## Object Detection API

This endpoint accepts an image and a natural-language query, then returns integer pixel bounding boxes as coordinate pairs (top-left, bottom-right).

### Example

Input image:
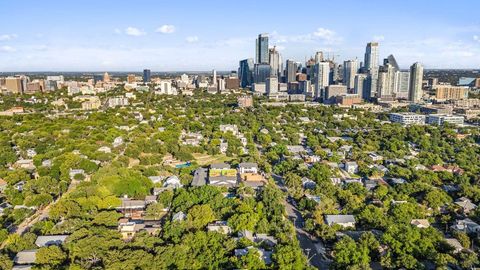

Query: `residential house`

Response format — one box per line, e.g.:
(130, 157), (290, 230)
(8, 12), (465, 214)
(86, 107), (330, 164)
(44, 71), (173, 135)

(368, 153), (383, 162)
(35, 235), (68, 247)
(208, 163), (237, 188)
(163, 176), (183, 189)
(410, 219), (430, 229)
(14, 250), (37, 265)
(444, 238), (464, 253)
(172, 211), (186, 222)
(451, 218), (480, 234)
(238, 163), (258, 174)
(325, 215), (356, 228)
(118, 221), (145, 240)
(455, 197), (477, 214)
(207, 221), (232, 234)
(192, 168), (208, 187)
(116, 198), (146, 219)
(344, 161), (359, 174)
(301, 177), (316, 190)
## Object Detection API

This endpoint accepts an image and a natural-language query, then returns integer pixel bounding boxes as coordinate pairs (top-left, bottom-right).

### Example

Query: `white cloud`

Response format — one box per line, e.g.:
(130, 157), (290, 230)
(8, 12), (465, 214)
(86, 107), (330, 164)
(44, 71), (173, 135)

(373, 35), (385, 42)
(156, 25), (176, 34)
(313, 28), (337, 42)
(114, 28), (121, 34)
(474, 35), (480, 42)
(0, 46), (16, 52)
(270, 28), (341, 45)
(125, 27), (146, 36)
(0, 34), (18, 41)
(186, 36), (199, 43)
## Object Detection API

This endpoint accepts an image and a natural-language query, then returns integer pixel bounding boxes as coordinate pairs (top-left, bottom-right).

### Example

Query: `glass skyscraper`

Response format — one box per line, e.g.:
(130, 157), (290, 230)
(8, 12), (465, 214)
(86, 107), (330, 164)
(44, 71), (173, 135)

(254, 64), (271, 84)
(239, 58), (254, 88)
(143, 69), (151, 83)
(255, 34), (269, 64)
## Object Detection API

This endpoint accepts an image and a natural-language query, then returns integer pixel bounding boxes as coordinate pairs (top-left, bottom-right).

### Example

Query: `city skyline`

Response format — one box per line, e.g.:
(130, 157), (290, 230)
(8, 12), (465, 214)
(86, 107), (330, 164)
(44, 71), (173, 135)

(1, 0), (480, 71)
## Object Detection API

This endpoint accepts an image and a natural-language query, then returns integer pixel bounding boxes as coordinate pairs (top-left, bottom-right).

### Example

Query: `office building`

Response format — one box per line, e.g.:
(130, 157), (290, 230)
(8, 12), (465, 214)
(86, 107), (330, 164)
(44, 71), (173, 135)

(253, 64), (271, 84)
(389, 113), (426, 125)
(239, 59), (254, 88)
(5, 77), (23, 94)
(325, 85), (348, 103)
(364, 42), (379, 71)
(408, 62), (424, 102)
(286, 60), (298, 83)
(383, 55), (400, 72)
(343, 59), (359, 89)
(143, 69), (151, 83)
(266, 77), (279, 94)
(377, 63), (396, 98)
(354, 74), (367, 98)
(269, 46), (282, 77)
(46, 75), (64, 82)
(127, 74), (136, 84)
(336, 94), (362, 106)
(225, 77), (239, 90)
(394, 71), (410, 99)
(314, 51), (323, 64)
(433, 85), (469, 100)
(314, 62), (330, 99)
(255, 33), (269, 64)
(427, 115), (464, 126)
(212, 70), (217, 86)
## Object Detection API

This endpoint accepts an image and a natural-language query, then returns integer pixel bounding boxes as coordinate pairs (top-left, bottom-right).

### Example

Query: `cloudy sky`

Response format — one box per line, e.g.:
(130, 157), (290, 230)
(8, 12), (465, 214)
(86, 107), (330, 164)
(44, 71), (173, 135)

(0, 0), (479, 71)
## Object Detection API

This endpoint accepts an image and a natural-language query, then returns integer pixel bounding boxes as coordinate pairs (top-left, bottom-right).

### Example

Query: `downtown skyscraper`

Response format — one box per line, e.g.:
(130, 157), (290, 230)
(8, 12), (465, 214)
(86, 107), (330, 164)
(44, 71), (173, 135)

(269, 46), (282, 78)
(409, 62), (424, 102)
(255, 34), (269, 64)
(343, 59), (359, 90)
(239, 59), (254, 88)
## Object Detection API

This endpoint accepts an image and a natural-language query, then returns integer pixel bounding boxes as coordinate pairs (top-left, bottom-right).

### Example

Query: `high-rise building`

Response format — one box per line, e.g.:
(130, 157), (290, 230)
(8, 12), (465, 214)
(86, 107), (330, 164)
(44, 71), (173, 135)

(364, 42), (379, 71)
(394, 71), (410, 99)
(384, 55), (400, 72)
(225, 77), (240, 90)
(314, 62), (330, 99)
(343, 60), (359, 90)
(253, 64), (271, 84)
(103, 72), (111, 83)
(5, 77), (23, 94)
(286, 60), (298, 83)
(354, 74), (368, 99)
(409, 62), (424, 102)
(269, 46), (282, 77)
(255, 33), (269, 64)
(377, 63), (396, 98)
(314, 51), (323, 64)
(433, 85), (469, 100)
(212, 70), (217, 86)
(127, 74), (136, 84)
(239, 59), (254, 88)
(143, 69), (151, 83)
(266, 77), (279, 95)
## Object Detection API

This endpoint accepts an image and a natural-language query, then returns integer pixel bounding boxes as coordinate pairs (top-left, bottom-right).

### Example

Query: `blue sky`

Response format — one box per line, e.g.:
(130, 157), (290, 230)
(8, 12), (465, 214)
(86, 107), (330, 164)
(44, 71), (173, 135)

(0, 0), (479, 71)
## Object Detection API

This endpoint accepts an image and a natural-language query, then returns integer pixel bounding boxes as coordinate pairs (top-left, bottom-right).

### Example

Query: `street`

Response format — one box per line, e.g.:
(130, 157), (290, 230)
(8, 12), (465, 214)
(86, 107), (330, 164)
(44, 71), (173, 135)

(272, 173), (331, 269)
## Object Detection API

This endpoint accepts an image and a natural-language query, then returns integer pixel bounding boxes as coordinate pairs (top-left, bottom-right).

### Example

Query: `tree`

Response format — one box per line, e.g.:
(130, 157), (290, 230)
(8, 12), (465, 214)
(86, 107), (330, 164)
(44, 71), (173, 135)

(333, 236), (370, 269)
(453, 231), (470, 249)
(273, 244), (308, 270)
(145, 202), (166, 220)
(0, 254), (13, 270)
(458, 250), (478, 269)
(92, 211), (123, 227)
(186, 204), (215, 230)
(36, 245), (67, 267)
(236, 248), (266, 270)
